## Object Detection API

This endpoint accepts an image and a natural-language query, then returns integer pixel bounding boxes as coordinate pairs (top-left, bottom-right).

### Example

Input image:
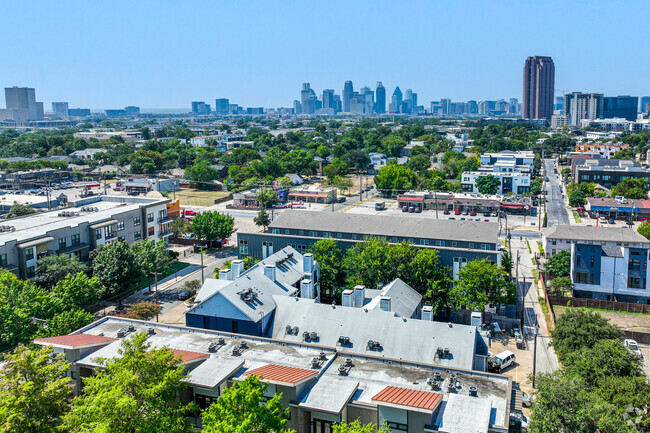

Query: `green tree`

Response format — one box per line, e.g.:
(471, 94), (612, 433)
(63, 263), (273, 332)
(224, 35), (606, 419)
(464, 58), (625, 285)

(373, 164), (416, 193)
(0, 345), (72, 433)
(170, 217), (191, 238)
(201, 375), (292, 433)
(62, 333), (194, 433)
(475, 175), (500, 195)
(131, 239), (171, 283)
(547, 276), (573, 296)
(637, 221), (650, 240)
(529, 370), (613, 433)
(323, 157), (347, 181)
(333, 420), (390, 433)
(331, 176), (353, 195)
(595, 376), (650, 431)
(450, 259), (515, 310)
(551, 308), (623, 362)
(256, 188), (279, 207)
(544, 250), (571, 278)
(34, 254), (87, 288)
(89, 241), (140, 295)
(185, 160), (221, 186)
(564, 339), (642, 387)
(191, 211), (236, 244)
(36, 309), (96, 339)
(406, 248), (449, 295)
(51, 272), (104, 309)
(310, 239), (345, 296)
(344, 237), (395, 290)
(568, 190), (586, 207)
(4, 203), (37, 219)
(610, 178), (647, 199)
(254, 208), (271, 230)
(407, 155), (431, 172)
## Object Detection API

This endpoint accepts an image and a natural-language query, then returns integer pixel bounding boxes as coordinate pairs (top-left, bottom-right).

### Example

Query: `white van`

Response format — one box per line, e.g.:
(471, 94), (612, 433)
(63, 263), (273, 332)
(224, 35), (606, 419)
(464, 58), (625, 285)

(493, 350), (516, 371)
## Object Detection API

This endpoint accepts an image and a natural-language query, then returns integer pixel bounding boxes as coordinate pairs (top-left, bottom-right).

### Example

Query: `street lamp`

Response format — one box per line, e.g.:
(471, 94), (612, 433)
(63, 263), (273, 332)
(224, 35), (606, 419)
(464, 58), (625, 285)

(197, 245), (207, 284)
(151, 271), (163, 323)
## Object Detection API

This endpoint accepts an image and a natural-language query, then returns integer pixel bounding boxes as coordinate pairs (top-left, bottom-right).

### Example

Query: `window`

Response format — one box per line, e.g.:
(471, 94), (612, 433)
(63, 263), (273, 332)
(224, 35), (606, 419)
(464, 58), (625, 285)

(195, 394), (218, 410)
(310, 231), (317, 237)
(147, 213), (154, 223)
(239, 240), (248, 255)
(95, 229), (102, 240)
(133, 216), (141, 226)
(552, 240), (557, 245)
(148, 227), (154, 236)
(436, 240), (444, 247)
(339, 233), (343, 239)
(576, 255), (581, 266)
(26, 266), (35, 278)
(481, 244), (490, 250)
(352, 234), (357, 240)
(452, 241), (458, 247)
(70, 371), (77, 380)
(0, 254), (6, 266)
(469, 243), (474, 248)
(272, 229), (280, 234)
(628, 276), (641, 289)
(299, 230), (304, 235)
(285, 229), (290, 234)
(575, 272), (588, 284)
(590, 256), (594, 266)
(25, 248), (35, 261)
(118, 236), (125, 242)
(71, 234), (81, 245)
(117, 221), (125, 231)
(420, 239), (429, 246)
(134, 231), (142, 241)
(58, 237), (67, 249)
(323, 232), (330, 238)
(386, 422), (407, 432)
(629, 259), (641, 271)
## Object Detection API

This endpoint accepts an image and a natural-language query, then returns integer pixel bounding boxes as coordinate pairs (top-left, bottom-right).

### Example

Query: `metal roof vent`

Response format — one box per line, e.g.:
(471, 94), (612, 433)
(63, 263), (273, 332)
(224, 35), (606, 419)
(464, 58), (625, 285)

(217, 337), (225, 345)
(232, 345), (241, 356)
(127, 324), (135, 332)
(239, 340), (248, 349)
(292, 326), (299, 334)
(303, 331), (310, 341)
(433, 371), (442, 381)
(310, 332), (318, 341)
(116, 328), (126, 338)
(447, 380), (456, 392)
(319, 351), (326, 360)
(338, 365), (348, 376)
(147, 327), (155, 335)
(443, 348), (450, 358)
(469, 386), (478, 397)
(285, 325), (292, 334)
(208, 342), (218, 352)
(311, 357), (320, 369)
(345, 358), (353, 367)
(450, 373), (457, 383)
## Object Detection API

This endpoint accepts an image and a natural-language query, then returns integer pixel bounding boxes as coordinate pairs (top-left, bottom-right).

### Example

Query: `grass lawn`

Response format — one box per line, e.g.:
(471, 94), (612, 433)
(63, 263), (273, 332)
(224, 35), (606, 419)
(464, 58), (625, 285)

(175, 189), (231, 206)
(133, 261), (191, 291)
(553, 305), (650, 333)
(572, 210), (581, 223)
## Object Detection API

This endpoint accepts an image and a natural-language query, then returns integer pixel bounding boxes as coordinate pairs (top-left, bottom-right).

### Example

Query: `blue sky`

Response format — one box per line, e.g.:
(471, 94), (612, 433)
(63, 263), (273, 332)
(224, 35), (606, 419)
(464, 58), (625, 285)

(2, 1), (648, 110)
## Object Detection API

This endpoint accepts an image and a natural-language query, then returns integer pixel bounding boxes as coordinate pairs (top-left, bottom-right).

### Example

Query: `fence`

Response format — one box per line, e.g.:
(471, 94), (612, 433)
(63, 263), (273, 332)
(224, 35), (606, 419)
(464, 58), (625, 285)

(547, 295), (650, 314)
(538, 274), (556, 328)
(213, 194), (233, 204)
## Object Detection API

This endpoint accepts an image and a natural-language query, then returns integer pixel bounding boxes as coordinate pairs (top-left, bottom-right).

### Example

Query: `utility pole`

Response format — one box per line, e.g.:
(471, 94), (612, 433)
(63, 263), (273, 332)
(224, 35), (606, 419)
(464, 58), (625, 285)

(152, 271), (162, 322)
(532, 317), (539, 388)
(434, 190), (438, 218)
(359, 176), (363, 201)
(198, 245), (206, 284)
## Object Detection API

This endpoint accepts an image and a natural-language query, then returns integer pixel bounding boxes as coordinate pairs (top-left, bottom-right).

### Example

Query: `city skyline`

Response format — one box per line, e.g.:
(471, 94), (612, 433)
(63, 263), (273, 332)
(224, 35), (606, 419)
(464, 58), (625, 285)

(2, 1), (649, 108)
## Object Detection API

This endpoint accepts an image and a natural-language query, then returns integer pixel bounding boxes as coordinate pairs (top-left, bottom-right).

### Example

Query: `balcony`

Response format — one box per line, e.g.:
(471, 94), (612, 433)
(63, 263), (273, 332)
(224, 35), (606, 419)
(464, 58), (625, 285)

(158, 216), (174, 224)
(158, 231), (172, 237)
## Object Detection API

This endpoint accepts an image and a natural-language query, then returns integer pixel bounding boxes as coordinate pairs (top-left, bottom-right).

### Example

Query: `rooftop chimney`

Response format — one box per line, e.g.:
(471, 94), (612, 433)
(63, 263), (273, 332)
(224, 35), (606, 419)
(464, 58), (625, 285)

(264, 265), (276, 282)
(422, 306), (434, 321)
(353, 285), (365, 308)
(300, 279), (315, 299)
(231, 260), (244, 279)
(219, 268), (232, 281)
(303, 253), (314, 274)
(379, 296), (391, 312)
(342, 289), (354, 307)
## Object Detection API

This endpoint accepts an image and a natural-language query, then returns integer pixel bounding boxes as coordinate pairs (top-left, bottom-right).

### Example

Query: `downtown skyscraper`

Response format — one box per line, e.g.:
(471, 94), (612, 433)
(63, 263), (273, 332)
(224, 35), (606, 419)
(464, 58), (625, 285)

(342, 81), (353, 113)
(375, 82), (386, 114)
(522, 56), (555, 120)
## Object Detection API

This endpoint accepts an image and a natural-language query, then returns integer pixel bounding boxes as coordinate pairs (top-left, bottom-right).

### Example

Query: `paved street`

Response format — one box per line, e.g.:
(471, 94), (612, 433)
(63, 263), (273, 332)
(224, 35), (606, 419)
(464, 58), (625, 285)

(543, 158), (570, 226)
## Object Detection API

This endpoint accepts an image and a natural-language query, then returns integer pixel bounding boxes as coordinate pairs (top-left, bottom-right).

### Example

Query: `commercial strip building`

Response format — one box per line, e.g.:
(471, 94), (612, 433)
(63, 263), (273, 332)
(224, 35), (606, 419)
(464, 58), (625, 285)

(572, 159), (650, 187)
(0, 196), (172, 279)
(542, 225), (650, 303)
(396, 191), (533, 215)
(34, 317), (512, 433)
(237, 211), (501, 277)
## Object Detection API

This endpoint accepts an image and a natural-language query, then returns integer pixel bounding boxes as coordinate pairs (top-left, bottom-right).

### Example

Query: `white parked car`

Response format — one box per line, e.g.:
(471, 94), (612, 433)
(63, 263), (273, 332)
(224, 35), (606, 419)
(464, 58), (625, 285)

(624, 339), (644, 359)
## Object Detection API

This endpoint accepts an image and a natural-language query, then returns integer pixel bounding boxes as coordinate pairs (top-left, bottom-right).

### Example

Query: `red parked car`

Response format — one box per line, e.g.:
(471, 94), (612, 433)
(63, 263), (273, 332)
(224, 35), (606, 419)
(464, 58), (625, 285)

(454, 209), (461, 215)
(469, 211), (476, 216)
(184, 209), (196, 216)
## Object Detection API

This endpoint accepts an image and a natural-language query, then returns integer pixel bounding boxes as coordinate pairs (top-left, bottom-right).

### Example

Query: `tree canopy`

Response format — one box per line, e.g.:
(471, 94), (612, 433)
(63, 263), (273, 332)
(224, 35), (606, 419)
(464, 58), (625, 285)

(34, 254), (87, 288)
(450, 259), (515, 310)
(544, 250), (571, 278)
(475, 175), (500, 195)
(191, 211), (236, 243)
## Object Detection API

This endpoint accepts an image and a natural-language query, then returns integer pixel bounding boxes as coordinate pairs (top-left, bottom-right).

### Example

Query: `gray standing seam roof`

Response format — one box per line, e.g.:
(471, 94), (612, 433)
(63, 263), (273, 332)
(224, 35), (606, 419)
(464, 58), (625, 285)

(364, 278), (422, 318)
(299, 376), (360, 414)
(268, 210), (498, 244)
(543, 225), (649, 244)
(271, 296), (477, 370)
(185, 357), (244, 389)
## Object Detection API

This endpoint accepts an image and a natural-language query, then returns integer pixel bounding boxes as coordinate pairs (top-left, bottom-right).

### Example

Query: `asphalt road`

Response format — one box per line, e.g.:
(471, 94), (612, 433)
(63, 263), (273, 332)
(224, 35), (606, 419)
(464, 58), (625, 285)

(543, 158), (570, 226)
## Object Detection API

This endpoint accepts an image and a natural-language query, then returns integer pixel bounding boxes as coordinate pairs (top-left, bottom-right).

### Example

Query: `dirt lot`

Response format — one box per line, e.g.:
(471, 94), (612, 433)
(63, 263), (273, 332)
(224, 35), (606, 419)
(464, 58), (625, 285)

(175, 189), (230, 206)
(553, 305), (650, 333)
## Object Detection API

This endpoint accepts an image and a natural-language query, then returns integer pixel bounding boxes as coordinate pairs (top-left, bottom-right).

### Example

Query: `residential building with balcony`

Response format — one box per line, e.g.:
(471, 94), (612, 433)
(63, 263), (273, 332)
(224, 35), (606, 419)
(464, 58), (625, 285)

(542, 225), (650, 303)
(575, 141), (629, 159)
(572, 159), (650, 187)
(0, 196), (171, 279)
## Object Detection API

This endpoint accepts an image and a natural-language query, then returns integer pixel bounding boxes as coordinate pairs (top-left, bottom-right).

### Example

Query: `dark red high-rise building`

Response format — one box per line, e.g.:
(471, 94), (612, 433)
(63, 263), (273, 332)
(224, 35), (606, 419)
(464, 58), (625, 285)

(523, 56), (555, 120)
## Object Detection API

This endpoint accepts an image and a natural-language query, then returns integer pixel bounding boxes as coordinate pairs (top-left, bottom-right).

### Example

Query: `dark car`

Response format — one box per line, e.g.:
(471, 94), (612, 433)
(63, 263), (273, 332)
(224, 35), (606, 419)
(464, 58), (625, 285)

(608, 218), (615, 224)
(177, 291), (189, 301)
(337, 196), (346, 203)
(443, 210), (451, 215)
(483, 212), (490, 217)
(402, 205), (409, 212)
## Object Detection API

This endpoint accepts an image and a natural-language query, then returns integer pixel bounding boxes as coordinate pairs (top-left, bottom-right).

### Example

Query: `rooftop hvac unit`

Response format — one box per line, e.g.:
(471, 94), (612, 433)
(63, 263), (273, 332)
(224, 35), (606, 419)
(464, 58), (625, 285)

(147, 327), (155, 335)
(338, 365), (347, 376)
(217, 337), (225, 345)
(232, 345), (241, 356)
(239, 341), (248, 349)
(319, 351), (326, 360)
(303, 331), (310, 341)
(433, 371), (442, 381)
(285, 325), (292, 334)
(450, 373), (457, 383)
(311, 357), (320, 369)
(338, 336), (350, 346)
(447, 380), (456, 392)
(127, 324), (135, 332)
(436, 347), (443, 357)
(345, 358), (353, 367)
(292, 326), (299, 334)
(208, 342), (218, 352)
(469, 386), (478, 397)
(443, 348), (450, 358)
(116, 328), (126, 338)
(309, 332), (318, 341)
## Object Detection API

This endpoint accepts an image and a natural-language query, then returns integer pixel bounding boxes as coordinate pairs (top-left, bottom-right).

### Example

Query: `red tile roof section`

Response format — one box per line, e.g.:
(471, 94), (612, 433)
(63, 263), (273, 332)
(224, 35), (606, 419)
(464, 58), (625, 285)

(34, 334), (118, 348)
(167, 349), (210, 363)
(243, 364), (317, 384)
(372, 386), (443, 411)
